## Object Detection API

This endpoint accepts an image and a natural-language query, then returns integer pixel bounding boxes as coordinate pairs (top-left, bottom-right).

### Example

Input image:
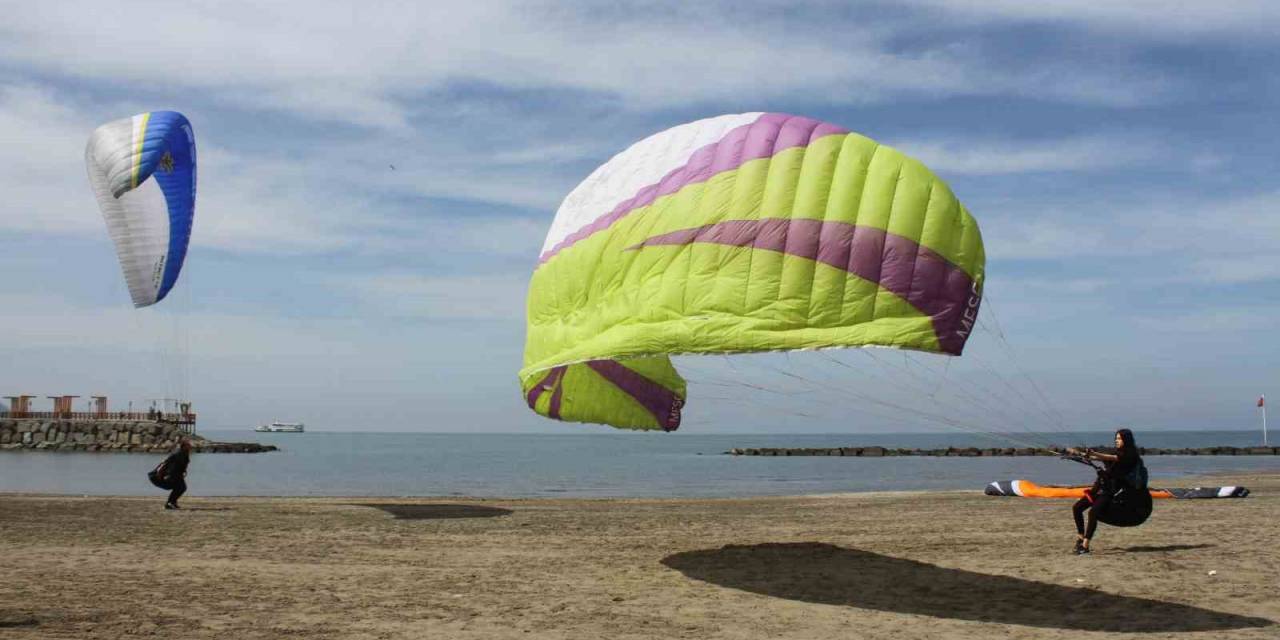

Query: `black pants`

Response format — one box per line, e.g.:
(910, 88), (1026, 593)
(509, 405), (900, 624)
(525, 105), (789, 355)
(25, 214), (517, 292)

(1073, 491), (1112, 540)
(167, 478), (187, 505)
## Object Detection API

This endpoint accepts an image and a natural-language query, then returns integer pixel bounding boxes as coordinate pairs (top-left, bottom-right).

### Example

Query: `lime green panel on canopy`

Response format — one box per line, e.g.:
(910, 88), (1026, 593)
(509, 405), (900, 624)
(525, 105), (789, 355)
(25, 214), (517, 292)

(521, 113), (985, 431)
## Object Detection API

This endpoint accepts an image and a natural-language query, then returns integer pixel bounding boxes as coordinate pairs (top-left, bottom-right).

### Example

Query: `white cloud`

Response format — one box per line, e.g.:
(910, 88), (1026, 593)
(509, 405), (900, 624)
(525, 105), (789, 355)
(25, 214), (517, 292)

(898, 135), (1162, 175)
(336, 272), (530, 320)
(981, 218), (1111, 261)
(995, 275), (1113, 296)
(1134, 309), (1274, 333)
(0, 84), (361, 250)
(0, 292), (366, 358)
(0, 290), (533, 429)
(0, 84), (100, 235)
(193, 148), (376, 253)
(986, 253), (1280, 304)
(0, 83), (558, 256)
(0, 0), (1180, 131)
(904, 1), (1280, 39)
(1191, 257), (1280, 284)
(0, 3), (1210, 259)
(981, 190), (1280, 263)
(489, 142), (613, 166)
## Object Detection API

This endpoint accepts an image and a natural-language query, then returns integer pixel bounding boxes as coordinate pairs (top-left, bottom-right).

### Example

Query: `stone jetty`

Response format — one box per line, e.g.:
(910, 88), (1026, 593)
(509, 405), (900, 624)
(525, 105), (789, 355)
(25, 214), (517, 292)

(0, 419), (276, 454)
(726, 446), (1280, 457)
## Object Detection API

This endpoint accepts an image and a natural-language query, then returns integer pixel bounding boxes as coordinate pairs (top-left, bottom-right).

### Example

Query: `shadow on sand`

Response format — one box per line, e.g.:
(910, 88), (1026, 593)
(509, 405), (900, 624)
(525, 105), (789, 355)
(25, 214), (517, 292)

(0, 611), (39, 628)
(661, 543), (1273, 633)
(351, 503), (513, 520)
(1119, 544), (1215, 553)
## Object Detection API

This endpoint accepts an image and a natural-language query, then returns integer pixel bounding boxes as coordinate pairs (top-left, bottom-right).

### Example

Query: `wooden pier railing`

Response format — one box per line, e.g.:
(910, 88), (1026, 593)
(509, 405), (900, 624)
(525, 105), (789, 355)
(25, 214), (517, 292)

(0, 412), (196, 433)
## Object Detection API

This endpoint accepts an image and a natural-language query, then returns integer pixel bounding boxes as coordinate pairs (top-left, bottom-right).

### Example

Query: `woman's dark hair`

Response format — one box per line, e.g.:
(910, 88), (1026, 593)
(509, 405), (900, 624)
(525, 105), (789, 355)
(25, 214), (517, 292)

(1115, 428), (1136, 450)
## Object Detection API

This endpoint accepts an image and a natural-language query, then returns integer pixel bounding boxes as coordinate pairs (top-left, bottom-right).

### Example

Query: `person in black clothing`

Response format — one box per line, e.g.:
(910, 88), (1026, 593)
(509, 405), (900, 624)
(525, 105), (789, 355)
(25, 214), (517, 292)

(154, 439), (192, 510)
(1067, 428), (1142, 555)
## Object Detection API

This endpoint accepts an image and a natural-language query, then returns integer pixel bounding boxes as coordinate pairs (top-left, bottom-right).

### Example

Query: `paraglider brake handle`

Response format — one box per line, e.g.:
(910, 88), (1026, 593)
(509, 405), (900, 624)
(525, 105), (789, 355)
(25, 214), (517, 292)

(1061, 449), (1102, 469)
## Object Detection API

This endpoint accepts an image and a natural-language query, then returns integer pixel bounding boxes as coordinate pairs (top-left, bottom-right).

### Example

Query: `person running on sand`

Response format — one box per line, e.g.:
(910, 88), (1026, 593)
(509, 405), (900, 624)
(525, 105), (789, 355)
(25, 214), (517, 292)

(151, 439), (192, 510)
(1067, 428), (1142, 555)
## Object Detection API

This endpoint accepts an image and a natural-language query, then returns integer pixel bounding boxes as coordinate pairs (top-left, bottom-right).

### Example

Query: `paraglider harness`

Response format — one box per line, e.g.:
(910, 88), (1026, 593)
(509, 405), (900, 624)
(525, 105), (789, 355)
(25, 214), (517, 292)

(148, 459), (176, 490)
(1062, 449), (1152, 527)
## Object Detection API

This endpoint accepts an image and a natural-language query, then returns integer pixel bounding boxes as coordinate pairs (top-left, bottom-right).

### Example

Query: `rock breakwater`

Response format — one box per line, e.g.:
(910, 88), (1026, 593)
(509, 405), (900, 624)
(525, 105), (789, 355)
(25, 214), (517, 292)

(0, 419), (276, 454)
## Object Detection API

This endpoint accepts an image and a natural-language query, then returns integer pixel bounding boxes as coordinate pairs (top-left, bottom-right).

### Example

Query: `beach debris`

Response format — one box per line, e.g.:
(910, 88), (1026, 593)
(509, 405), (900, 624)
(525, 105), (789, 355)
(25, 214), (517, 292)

(1208, 570), (1218, 577)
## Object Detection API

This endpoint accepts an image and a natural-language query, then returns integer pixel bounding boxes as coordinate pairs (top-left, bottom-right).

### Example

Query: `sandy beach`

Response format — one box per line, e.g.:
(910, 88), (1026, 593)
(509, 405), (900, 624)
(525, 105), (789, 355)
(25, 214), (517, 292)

(2, 474), (1277, 639)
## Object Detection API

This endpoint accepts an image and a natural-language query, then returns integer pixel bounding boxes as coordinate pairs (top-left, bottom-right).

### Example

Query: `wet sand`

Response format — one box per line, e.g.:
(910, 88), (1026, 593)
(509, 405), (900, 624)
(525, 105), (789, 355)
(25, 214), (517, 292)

(1, 474), (1277, 639)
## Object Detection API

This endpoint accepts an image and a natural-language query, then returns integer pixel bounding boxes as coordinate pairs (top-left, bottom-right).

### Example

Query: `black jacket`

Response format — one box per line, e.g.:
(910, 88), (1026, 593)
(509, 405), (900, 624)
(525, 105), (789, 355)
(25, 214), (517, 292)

(161, 450), (190, 479)
(1102, 447), (1140, 492)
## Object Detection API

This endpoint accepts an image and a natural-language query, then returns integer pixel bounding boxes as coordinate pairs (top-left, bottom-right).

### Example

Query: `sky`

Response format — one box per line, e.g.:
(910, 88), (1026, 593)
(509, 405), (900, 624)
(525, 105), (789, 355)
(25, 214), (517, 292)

(0, 1), (1276, 434)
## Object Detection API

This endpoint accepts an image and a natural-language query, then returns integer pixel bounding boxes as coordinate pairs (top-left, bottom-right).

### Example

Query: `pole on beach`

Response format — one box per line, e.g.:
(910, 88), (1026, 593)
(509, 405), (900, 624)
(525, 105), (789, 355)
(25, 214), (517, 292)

(1262, 395), (1268, 447)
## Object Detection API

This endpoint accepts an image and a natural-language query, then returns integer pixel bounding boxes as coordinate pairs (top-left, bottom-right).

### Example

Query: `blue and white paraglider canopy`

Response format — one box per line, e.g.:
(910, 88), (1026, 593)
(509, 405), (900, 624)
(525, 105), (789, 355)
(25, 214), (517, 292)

(85, 111), (196, 307)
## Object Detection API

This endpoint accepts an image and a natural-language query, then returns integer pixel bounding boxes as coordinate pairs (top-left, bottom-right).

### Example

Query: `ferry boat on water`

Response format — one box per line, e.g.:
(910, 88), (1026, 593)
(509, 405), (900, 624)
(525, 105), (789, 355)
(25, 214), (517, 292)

(255, 421), (305, 433)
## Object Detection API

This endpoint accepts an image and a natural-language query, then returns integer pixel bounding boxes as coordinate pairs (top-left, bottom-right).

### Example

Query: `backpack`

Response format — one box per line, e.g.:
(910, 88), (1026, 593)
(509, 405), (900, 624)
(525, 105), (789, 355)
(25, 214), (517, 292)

(147, 460), (173, 490)
(1125, 459), (1149, 491)
(1099, 458), (1153, 528)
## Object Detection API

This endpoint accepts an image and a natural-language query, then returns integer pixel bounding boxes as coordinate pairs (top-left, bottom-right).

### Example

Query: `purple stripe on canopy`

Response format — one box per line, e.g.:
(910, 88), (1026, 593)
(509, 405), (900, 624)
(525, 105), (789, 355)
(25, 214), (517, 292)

(585, 360), (683, 432)
(629, 219), (981, 355)
(548, 368), (565, 420)
(525, 365), (567, 418)
(539, 113), (848, 264)
(525, 368), (555, 409)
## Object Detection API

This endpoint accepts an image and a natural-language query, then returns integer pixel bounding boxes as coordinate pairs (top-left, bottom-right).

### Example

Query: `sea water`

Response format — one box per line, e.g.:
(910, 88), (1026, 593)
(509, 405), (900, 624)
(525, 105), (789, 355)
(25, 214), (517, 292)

(0, 430), (1275, 498)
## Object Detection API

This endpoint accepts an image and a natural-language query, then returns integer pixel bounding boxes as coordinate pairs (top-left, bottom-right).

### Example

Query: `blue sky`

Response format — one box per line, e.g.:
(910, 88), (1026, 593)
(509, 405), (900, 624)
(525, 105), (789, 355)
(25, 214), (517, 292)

(0, 1), (1276, 434)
